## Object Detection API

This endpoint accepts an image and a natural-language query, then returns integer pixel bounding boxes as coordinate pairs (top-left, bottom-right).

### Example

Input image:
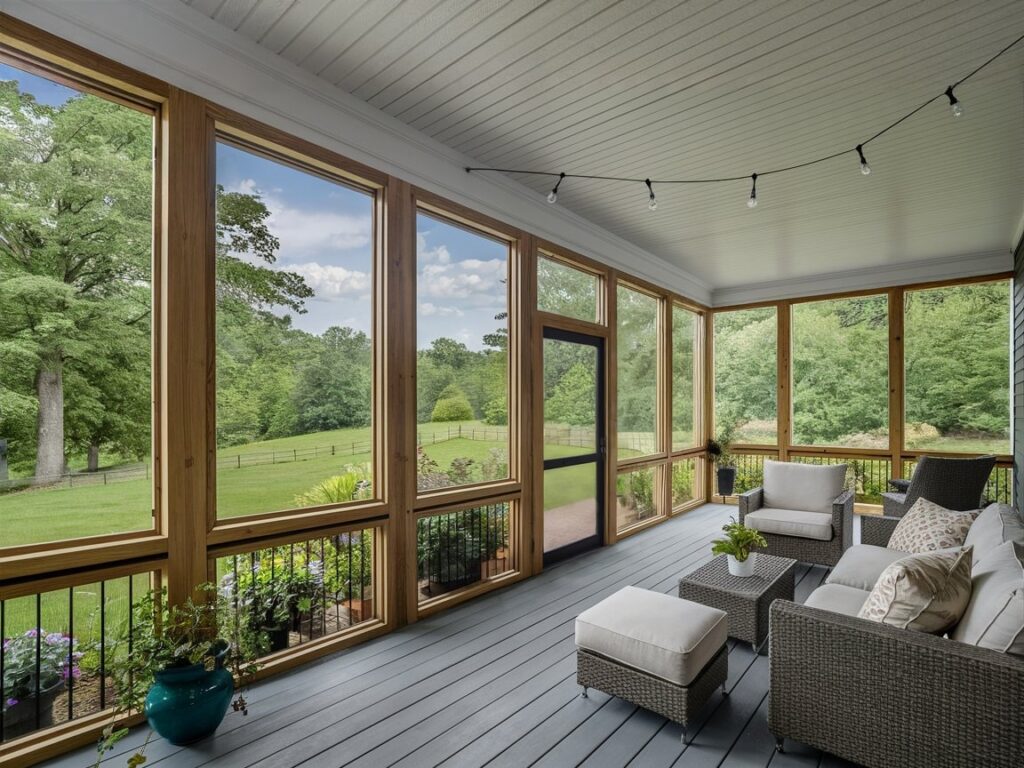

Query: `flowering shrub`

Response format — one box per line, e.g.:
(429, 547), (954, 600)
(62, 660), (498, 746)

(1, 629), (81, 711)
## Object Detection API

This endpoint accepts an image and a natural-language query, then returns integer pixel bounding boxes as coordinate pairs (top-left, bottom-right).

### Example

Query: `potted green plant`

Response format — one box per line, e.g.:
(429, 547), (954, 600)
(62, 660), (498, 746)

(707, 421), (737, 500)
(417, 515), (483, 595)
(230, 552), (320, 653)
(94, 585), (261, 767)
(1, 629), (80, 741)
(711, 518), (768, 577)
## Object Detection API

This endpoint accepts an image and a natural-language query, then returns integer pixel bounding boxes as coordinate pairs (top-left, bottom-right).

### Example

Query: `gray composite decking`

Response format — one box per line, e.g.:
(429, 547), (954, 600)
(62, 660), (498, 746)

(49, 503), (861, 768)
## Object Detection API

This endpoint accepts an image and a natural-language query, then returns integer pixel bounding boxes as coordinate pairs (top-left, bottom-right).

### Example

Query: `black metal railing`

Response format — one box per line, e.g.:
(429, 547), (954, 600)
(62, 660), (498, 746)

(616, 466), (658, 530)
(416, 503), (511, 603)
(791, 456), (892, 505)
(216, 528), (376, 657)
(0, 570), (151, 744)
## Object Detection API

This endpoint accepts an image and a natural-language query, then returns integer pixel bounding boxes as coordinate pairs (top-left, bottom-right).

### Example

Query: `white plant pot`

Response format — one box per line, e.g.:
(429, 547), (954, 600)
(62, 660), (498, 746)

(727, 553), (757, 577)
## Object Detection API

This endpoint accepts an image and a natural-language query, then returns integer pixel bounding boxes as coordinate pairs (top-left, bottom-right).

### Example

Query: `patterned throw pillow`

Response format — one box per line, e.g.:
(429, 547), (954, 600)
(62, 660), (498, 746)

(857, 547), (973, 633)
(887, 498), (977, 553)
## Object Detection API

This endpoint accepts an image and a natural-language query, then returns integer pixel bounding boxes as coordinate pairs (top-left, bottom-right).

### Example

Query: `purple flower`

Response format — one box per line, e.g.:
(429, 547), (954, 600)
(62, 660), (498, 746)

(5, 698), (18, 708)
(45, 632), (66, 645)
(24, 628), (38, 638)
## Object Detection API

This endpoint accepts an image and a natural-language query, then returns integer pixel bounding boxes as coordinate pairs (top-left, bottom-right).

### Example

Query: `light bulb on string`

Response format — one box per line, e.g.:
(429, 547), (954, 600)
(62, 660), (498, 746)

(856, 144), (871, 175)
(547, 172), (565, 204)
(945, 86), (963, 118)
(747, 173), (758, 208)
(645, 179), (657, 211)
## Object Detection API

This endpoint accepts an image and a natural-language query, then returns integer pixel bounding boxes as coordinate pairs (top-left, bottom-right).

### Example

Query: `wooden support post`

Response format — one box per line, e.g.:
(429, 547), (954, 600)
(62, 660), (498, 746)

(660, 298), (673, 516)
(889, 288), (906, 480)
(606, 274), (619, 542)
(384, 177), (414, 628)
(704, 311), (715, 502)
(516, 234), (537, 578)
(777, 301), (792, 462)
(160, 88), (212, 604)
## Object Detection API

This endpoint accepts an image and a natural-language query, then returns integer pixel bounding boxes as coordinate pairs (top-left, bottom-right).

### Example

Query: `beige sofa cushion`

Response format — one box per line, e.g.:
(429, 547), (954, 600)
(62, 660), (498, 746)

(826, 545), (907, 591)
(574, 586), (727, 686)
(964, 503), (1024, 567)
(745, 508), (833, 541)
(952, 541), (1024, 656)
(858, 547), (973, 633)
(887, 498), (977, 553)
(805, 583), (870, 617)
(763, 460), (846, 514)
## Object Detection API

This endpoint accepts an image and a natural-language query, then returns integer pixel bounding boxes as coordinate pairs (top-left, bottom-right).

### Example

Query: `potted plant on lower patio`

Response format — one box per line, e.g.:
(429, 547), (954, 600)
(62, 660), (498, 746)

(707, 421), (737, 500)
(1, 629), (80, 741)
(711, 518), (768, 577)
(417, 515), (484, 596)
(94, 585), (261, 767)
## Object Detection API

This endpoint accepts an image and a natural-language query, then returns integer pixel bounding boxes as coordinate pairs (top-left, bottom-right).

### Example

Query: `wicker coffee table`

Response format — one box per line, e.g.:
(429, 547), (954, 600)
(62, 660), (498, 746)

(678, 554), (797, 653)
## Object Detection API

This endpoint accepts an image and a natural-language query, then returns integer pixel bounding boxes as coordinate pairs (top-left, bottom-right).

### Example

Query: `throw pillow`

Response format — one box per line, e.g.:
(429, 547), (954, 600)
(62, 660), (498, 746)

(858, 546), (973, 633)
(952, 541), (1024, 656)
(963, 503), (1024, 567)
(887, 498), (977, 553)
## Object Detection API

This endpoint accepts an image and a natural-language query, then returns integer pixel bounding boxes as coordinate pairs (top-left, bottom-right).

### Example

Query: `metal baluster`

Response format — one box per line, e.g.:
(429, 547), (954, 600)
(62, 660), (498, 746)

(100, 581), (106, 710)
(35, 593), (41, 731)
(335, 535), (341, 628)
(68, 587), (74, 721)
(1, 599), (6, 742)
(289, 544), (297, 642)
(347, 534), (353, 622)
(359, 530), (366, 622)
(320, 538), (327, 638)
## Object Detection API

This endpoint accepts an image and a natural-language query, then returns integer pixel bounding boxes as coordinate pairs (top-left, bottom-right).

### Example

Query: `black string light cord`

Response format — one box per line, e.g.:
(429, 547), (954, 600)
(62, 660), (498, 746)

(465, 31), (1024, 204)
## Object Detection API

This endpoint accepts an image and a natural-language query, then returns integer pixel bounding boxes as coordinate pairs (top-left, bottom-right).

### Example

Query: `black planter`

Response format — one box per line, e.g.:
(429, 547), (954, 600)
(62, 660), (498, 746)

(717, 466), (737, 498)
(2, 680), (62, 741)
(261, 623), (290, 653)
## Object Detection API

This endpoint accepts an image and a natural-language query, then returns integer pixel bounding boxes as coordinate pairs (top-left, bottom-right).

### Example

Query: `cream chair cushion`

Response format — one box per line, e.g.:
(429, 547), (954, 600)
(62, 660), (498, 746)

(575, 586), (727, 686)
(858, 546), (973, 634)
(805, 583), (870, 617)
(762, 460), (846, 514)
(745, 508), (833, 541)
(826, 545), (908, 591)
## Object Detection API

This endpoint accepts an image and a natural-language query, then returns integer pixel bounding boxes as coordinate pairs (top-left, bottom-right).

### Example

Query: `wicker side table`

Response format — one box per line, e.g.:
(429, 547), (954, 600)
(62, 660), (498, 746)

(678, 554), (797, 653)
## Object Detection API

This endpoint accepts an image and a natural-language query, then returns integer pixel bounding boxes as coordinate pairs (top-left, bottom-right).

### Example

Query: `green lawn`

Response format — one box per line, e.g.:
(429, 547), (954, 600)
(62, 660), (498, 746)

(0, 421), (595, 548)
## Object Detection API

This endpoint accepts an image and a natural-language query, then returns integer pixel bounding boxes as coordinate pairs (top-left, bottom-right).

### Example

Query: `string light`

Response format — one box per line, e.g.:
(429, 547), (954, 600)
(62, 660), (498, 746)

(465, 32), (1024, 208)
(645, 178), (657, 210)
(547, 172), (565, 204)
(945, 85), (963, 118)
(856, 144), (871, 175)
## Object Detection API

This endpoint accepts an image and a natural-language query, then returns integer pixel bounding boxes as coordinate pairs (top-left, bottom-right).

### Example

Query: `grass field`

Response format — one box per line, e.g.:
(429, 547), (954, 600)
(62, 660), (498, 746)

(0, 421), (605, 549)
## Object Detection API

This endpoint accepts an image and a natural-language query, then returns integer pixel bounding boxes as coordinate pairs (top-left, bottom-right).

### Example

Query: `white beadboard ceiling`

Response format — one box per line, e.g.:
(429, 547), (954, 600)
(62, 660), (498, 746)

(179, 0), (1024, 297)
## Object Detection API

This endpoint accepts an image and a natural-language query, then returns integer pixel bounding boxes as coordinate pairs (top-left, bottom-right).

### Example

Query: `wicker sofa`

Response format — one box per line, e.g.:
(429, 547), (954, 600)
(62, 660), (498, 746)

(769, 502), (1024, 768)
(738, 460), (854, 567)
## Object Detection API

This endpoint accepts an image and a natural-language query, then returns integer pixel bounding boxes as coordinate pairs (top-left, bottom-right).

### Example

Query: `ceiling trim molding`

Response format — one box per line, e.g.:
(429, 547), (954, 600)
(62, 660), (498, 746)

(6, 0), (712, 303)
(712, 249), (1013, 307)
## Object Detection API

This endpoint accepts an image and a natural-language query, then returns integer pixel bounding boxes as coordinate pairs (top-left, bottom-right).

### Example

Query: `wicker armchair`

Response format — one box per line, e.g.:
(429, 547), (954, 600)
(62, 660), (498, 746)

(862, 455), (996, 547)
(739, 487), (854, 567)
(768, 600), (1024, 768)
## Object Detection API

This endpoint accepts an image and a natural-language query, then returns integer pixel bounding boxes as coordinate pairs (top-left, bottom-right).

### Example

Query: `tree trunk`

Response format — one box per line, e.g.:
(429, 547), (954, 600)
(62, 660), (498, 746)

(34, 364), (64, 484)
(87, 443), (100, 472)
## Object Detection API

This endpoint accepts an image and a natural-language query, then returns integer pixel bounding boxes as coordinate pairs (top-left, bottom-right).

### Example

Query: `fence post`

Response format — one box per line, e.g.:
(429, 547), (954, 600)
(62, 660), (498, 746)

(237, 455), (241, 469)
(332, 445), (336, 456)
(104, 472), (108, 486)
(459, 424), (462, 438)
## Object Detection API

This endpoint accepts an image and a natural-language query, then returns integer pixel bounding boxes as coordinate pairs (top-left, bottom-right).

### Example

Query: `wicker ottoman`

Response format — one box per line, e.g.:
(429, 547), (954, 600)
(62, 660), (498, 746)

(575, 586), (728, 744)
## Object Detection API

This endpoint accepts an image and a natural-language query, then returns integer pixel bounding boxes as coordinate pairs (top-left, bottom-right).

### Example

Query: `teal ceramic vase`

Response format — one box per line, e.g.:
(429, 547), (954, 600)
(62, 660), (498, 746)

(144, 652), (233, 746)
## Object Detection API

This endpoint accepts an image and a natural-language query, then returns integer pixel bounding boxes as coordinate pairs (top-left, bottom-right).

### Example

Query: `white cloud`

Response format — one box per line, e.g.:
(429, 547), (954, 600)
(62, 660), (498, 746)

(417, 232), (451, 265)
(291, 262), (371, 298)
(418, 302), (464, 317)
(418, 257), (506, 302)
(228, 179), (371, 257)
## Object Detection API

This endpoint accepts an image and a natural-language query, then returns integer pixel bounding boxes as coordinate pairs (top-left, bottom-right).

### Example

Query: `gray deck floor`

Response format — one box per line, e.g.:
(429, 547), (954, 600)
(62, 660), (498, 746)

(49, 503), (861, 768)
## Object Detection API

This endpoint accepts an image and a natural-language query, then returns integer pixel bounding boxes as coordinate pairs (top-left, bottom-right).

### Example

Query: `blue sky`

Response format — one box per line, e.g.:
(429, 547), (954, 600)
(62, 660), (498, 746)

(0, 62), (76, 105)
(2, 61), (508, 351)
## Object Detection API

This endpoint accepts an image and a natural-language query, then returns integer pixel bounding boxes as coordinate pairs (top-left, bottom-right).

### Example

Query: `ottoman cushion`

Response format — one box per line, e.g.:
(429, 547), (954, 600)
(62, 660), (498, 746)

(574, 586), (727, 686)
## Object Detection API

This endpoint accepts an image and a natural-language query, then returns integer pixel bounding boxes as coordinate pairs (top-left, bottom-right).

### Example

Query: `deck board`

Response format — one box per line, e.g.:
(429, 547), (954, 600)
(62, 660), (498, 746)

(47, 504), (863, 768)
